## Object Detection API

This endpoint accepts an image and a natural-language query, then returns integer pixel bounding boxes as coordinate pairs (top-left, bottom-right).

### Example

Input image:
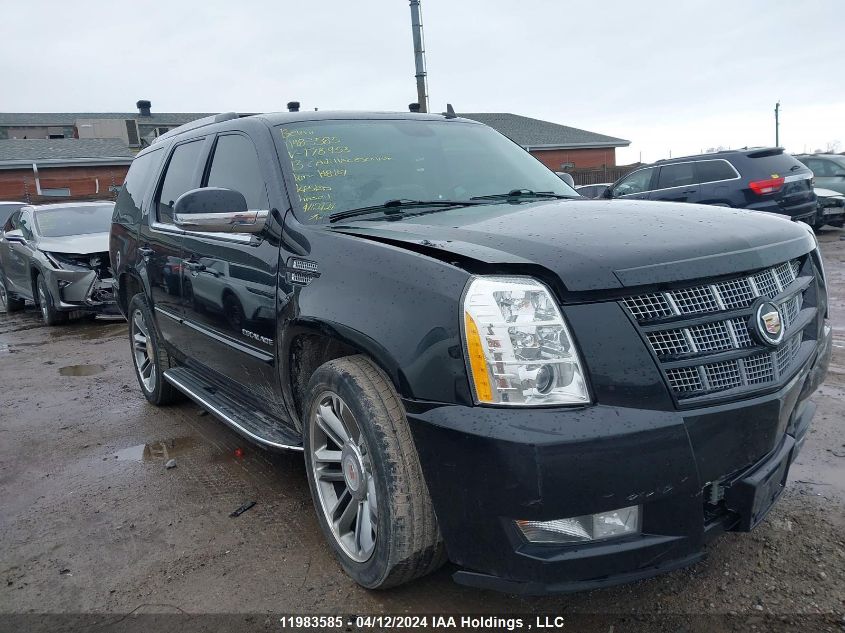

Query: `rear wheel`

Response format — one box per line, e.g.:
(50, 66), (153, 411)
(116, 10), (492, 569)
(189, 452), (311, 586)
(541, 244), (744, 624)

(0, 273), (25, 313)
(128, 293), (181, 405)
(36, 274), (67, 326)
(303, 355), (446, 589)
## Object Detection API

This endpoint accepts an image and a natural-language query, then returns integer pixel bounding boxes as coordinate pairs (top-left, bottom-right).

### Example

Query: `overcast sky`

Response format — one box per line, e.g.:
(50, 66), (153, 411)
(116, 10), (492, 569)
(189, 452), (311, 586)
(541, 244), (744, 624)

(2, 0), (842, 163)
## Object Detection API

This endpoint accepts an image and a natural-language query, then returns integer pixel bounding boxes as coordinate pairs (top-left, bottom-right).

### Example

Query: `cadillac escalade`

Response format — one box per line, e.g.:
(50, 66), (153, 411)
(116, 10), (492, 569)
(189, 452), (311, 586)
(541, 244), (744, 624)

(109, 109), (831, 593)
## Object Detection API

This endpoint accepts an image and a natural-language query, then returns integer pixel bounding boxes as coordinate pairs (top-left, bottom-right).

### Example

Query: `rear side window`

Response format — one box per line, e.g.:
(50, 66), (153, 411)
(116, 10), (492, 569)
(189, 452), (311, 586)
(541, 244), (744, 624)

(156, 140), (204, 224)
(695, 160), (736, 183)
(205, 134), (269, 210)
(114, 148), (162, 224)
(656, 163), (695, 189)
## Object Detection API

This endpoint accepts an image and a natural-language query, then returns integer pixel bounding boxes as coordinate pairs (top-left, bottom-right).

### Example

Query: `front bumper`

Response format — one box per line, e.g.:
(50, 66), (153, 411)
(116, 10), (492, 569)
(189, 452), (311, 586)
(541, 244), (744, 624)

(44, 269), (119, 315)
(406, 325), (832, 595)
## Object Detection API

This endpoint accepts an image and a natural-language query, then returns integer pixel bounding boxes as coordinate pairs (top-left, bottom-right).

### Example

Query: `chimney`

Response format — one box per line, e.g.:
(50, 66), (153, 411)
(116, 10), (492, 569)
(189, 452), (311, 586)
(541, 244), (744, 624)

(287, 101), (300, 113)
(136, 100), (152, 117)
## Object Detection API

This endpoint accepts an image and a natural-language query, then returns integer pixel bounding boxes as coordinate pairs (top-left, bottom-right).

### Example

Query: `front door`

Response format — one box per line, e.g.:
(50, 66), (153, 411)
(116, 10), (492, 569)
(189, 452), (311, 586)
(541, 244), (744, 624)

(178, 132), (281, 407)
(610, 166), (656, 201)
(0, 211), (29, 297)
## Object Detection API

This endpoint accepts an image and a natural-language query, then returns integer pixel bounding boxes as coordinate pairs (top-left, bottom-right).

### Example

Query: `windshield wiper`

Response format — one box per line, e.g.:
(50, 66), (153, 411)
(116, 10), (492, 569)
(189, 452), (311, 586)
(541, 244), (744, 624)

(328, 199), (482, 223)
(470, 189), (572, 201)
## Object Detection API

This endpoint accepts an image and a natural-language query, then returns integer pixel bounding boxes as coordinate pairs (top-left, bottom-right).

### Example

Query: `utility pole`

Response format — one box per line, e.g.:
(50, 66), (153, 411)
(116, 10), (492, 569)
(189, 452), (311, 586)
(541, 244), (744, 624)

(409, 0), (429, 112)
(774, 101), (780, 147)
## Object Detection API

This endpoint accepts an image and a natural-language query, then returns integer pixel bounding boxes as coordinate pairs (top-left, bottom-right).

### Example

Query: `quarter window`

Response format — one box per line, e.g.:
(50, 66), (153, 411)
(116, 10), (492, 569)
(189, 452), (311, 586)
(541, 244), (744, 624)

(156, 140), (205, 224)
(656, 163), (695, 189)
(694, 160), (736, 183)
(206, 134), (269, 210)
(115, 148), (162, 223)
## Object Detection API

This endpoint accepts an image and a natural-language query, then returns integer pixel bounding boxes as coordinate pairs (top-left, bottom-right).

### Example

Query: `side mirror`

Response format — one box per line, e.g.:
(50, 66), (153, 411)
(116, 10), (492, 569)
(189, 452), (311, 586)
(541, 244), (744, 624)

(601, 187), (614, 199)
(4, 229), (26, 243)
(173, 187), (268, 234)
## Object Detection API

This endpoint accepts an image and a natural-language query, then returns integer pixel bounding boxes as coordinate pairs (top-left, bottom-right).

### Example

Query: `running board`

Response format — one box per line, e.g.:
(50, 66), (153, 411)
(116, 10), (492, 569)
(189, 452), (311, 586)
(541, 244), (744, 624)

(163, 366), (303, 452)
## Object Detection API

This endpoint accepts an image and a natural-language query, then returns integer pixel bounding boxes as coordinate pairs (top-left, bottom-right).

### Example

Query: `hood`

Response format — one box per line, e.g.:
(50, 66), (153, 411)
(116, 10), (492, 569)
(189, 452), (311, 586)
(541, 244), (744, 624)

(37, 232), (109, 255)
(331, 199), (816, 292)
(815, 188), (844, 199)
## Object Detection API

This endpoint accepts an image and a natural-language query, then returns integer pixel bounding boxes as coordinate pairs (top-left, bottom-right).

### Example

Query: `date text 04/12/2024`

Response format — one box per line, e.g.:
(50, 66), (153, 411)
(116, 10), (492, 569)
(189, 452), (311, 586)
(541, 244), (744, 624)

(278, 615), (567, 630)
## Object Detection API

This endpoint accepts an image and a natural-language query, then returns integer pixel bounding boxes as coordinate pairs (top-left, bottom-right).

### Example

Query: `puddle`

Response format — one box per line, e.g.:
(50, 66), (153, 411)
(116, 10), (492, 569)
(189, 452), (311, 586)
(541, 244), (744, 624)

(113, 437), (197, 462)
(59, 364), (106, 377)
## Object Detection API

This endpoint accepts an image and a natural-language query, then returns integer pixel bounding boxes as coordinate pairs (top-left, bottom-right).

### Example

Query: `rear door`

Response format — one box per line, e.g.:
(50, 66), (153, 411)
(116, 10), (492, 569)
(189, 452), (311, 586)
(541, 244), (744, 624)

(0, 211), (29, 296)
(609, 166), (657, 200)
(651, 162), (698, 203)
(178, 131), (281, 403)
(141, 136), (210, 344)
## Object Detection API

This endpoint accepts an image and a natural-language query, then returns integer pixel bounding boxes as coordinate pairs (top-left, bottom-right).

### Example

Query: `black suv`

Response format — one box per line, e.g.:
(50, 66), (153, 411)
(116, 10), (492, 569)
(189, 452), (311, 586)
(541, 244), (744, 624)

(604, 148), (817, 222)
(110, 111), (831, 594)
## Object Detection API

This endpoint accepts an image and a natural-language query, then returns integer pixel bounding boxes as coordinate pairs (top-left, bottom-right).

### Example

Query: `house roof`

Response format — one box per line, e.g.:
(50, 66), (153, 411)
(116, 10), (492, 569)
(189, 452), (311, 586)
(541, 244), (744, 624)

(0, 138), (135, 169)
(0, 112), (211, 127)
(459, 113), (629, 149)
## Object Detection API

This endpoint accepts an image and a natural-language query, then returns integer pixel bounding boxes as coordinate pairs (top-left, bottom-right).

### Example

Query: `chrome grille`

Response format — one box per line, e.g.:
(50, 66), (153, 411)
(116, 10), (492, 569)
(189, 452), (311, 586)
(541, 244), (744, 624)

(622, 293), (673, 320)
(688, 321), (734, 352)
(666, 367), (703, 393)
(623, 259), (811, 399)
(672, 286), (719, 314)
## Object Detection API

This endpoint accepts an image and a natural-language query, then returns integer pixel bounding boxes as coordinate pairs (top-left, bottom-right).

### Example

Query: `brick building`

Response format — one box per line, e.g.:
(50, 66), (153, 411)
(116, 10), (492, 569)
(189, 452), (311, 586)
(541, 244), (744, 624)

(0, 139), (134, 204)
(461, 113), (629, 170)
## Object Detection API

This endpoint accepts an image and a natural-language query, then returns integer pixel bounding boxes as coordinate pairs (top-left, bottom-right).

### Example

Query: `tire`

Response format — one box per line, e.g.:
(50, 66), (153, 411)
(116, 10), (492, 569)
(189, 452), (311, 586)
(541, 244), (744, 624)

(36, 274), (67, 326)
(0, 272), (25, 313)
(303, 355), (446, 589)
(127, 293), (182, 405)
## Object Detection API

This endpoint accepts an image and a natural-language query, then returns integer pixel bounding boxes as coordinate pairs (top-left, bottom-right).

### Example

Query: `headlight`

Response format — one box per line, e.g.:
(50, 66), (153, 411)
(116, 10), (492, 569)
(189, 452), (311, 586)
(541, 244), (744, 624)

(462, 276), (590, 406)
(43, 251), (90, 271)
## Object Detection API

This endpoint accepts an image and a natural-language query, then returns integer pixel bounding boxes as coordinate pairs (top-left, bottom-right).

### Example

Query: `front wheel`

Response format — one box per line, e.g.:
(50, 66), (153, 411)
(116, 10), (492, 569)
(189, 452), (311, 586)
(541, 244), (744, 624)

(303, 355), (446, 589)
(36, 274), (67, 326)
(128, 293), (181, 405)
(0, 273), (25, 313)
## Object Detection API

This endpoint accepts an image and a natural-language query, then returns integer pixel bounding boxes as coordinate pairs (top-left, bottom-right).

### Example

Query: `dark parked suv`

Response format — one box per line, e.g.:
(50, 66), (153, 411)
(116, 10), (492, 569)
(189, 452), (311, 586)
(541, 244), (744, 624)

(110, 110), (831, 594)
(604, 148), (817, 222)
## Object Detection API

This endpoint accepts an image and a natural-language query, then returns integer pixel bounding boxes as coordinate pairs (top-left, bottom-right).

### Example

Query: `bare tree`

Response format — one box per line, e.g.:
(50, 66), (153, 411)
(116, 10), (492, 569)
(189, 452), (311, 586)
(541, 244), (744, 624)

(824, 140), (841, 153)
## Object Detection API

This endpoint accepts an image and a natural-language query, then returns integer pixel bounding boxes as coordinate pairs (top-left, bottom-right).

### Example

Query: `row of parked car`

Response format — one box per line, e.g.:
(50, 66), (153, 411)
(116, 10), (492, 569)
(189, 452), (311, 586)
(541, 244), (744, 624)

(572, 150), (845, 230)
(1, 149), (842, 327)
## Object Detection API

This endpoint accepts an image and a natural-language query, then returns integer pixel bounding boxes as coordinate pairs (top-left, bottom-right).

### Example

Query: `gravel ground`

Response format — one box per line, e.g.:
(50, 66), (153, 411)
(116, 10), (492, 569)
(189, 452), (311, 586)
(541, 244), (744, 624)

(0, 230), (843, 633)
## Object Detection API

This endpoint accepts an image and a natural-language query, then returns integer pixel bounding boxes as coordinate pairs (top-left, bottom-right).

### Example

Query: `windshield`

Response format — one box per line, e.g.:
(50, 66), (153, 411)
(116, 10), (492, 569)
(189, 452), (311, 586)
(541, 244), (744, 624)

(276, 119), (578, 223)
(34, 204), (114, 237)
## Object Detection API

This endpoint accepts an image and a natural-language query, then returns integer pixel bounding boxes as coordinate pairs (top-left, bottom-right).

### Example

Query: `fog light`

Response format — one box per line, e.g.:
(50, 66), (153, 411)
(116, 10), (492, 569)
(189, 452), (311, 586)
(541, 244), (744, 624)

(516, 505), (640, 544)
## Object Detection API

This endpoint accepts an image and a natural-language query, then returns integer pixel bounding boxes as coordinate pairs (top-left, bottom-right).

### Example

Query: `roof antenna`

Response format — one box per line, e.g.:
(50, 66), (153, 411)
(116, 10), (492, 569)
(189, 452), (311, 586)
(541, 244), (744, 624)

(443, 103), (457, 119)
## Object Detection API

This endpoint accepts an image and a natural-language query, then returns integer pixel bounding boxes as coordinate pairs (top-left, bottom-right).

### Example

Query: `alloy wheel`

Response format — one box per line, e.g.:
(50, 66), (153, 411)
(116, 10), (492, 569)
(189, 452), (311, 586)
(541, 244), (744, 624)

(37, 283), (49, 322)
(309, 391), (378, 562)
(131, 308), (156, 392)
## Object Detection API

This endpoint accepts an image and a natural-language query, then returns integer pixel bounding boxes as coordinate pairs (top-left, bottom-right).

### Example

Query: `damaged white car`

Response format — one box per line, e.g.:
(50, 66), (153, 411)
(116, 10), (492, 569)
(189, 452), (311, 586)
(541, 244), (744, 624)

(0, 202), (118, 325)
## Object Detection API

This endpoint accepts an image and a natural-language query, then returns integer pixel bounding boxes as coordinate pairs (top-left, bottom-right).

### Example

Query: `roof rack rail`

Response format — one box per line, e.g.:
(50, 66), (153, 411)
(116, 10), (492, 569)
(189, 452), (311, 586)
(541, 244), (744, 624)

(152, 112), (239, 145)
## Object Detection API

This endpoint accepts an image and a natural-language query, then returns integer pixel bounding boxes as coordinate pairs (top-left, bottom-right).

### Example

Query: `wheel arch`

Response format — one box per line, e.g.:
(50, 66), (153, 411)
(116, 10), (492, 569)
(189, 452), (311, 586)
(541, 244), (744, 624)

(282, 320), (409, 430)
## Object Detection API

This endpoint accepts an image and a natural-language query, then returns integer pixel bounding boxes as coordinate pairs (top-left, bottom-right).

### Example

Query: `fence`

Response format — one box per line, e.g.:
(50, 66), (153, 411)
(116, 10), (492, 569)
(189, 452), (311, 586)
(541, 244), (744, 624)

(566, 164), (641, 186)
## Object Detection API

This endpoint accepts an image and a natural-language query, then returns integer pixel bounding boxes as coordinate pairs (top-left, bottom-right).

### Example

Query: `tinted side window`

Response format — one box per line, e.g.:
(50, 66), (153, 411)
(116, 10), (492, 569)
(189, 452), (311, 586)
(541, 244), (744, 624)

(695, 160), (736, 183)
(205, 134), (269, 210)
(3, 211), (21, 233)
(615, 168), (655, 195)
(657, 163), (695, 189)
(18, 211), (34, 240)
(807, 159), (835, 176)
(115, 148), (162, 224)
(156, 140), (205, 224)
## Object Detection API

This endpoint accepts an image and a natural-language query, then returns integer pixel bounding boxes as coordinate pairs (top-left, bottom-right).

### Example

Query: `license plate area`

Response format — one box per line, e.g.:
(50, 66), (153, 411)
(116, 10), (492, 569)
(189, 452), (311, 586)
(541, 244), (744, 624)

(724, 436), (795, 531)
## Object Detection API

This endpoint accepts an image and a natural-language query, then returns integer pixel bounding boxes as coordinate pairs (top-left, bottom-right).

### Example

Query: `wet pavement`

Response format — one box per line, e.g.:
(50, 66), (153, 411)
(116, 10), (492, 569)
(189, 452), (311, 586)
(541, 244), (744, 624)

(1, 230), (844, 630)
